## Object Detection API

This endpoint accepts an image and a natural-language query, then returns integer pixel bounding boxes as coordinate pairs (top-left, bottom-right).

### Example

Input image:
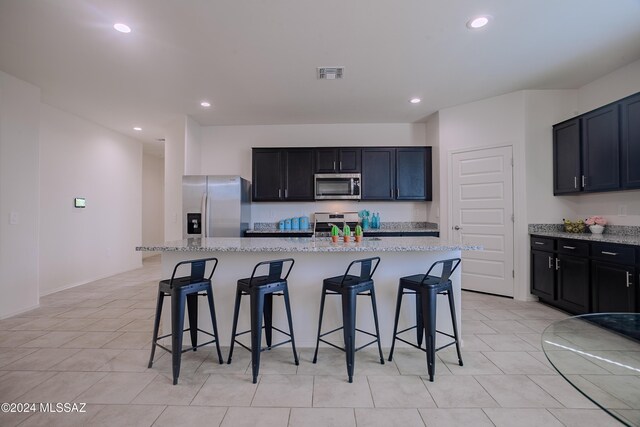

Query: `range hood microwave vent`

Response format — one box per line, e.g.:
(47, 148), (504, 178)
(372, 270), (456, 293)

(317, 67), (344, 80)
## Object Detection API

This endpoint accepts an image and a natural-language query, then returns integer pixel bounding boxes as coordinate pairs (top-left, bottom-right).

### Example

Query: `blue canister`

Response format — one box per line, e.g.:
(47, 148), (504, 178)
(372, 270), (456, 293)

(284, 218), (292, 230)
(299, 216), (309, 230)
(291, 217), (300, 230)
(278, 220), (285, 230)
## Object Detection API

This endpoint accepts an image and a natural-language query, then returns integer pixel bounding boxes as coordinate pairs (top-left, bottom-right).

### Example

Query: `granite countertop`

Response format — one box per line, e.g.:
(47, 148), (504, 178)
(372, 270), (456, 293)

(530, 231), (640, 246)
(244, 227), (439, 234)
(137, 237), (479, 253)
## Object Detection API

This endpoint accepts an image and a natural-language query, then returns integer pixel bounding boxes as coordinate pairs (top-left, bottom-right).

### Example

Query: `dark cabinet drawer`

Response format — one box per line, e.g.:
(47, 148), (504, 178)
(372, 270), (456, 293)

(591, 243), (636, 265)
(557, 239), (589, 256)
(531, 236), (554, 251)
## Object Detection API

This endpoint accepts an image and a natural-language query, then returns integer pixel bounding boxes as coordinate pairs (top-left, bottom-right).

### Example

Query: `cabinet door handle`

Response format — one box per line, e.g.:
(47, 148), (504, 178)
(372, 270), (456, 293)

(627, 272), (632, 288)
(548, 256), (553, 269)
(534, 242), (545, 246)
(555, 258), (560, 270)
(574, 176), (577, 189)
(582, 175), (586, 188)
(563, 245), (576, 250)
(601, 251), (618, 256)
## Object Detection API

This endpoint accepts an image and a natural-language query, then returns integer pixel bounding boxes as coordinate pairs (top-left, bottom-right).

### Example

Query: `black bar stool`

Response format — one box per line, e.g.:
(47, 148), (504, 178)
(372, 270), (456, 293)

(227, 258), (299, 384)
(313, 257), (384, 383)
(148, 257), (224, 385)
(388, 258), (463, 382)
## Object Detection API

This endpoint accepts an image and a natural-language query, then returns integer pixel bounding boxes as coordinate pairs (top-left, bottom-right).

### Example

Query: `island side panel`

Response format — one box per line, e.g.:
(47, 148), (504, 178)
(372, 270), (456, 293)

(161, 250), (462, 349)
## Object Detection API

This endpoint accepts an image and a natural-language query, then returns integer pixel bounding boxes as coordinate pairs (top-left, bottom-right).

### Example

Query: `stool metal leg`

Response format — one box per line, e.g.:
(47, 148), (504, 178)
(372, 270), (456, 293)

(388, 284), (404, 362)
(249, 290), (265, 384)
(205, 285), (224, 364)
(148, 288), (165, 368)
(342, 288), (357, 383)
(263, 293), (273, 349)
(422, 289), (437, 382)
(186, 293), (198, 351)
(416, 294), (424, 348)
(227, 288), (242, 364)
(447, 289), (463, 366)
(283, 286), (299, 365)
(369, 286), (385, 365)
(312, 284), (327, 364)
(171, 291), (186, 385)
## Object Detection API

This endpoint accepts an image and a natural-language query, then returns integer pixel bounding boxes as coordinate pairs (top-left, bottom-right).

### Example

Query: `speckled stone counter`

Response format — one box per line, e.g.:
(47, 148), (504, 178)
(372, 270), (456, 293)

(137, 236), (474, 253)
(137, 237), (479, 347)
(529, 232), (640, 247)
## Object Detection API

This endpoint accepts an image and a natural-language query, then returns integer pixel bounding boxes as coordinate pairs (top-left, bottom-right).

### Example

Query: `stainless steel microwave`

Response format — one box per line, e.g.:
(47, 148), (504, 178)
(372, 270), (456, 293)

(314, 173), (361, 200)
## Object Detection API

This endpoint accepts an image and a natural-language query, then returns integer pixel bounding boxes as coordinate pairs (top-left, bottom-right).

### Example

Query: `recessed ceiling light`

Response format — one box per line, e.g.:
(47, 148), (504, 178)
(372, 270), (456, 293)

(200, 101), (211, 108)
(409, 98), (421, 104)
(133, 127), (142, 131)
(466, 15), (491, 29)
(113, 23), (131, 33)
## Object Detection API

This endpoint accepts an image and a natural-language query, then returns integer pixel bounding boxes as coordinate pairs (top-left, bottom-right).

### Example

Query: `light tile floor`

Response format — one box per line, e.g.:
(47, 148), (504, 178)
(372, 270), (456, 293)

(0, 256), (623, 426)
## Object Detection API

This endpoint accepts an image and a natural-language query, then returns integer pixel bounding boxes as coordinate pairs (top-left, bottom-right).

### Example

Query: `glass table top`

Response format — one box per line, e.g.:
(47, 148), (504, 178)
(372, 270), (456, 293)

(542, 313), (640, 427)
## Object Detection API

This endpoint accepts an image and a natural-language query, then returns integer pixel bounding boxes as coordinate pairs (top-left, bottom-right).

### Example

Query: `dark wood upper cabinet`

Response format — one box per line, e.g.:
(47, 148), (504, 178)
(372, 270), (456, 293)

(621, 92), (640, 189)
(252, 149), (283, 201)
(362, 148), (395, 200)
(553, 118), (582, 195)
(283, 149), (315, 200)
(338, 148), (361, 172)
(396, 147), (431, 200)
(582, 104), (620, 192)
(314, 148), (361, 173)
(252, 148), (314, 201)
(315, 149), (338, 173)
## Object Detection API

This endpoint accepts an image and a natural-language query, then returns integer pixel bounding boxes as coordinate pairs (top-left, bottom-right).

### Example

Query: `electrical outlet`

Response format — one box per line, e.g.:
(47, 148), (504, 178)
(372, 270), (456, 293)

(9, 211), (19, 225)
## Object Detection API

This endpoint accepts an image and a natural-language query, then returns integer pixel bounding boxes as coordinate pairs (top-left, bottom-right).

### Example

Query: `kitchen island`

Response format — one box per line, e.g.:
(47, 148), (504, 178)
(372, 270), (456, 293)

(137, 237), (480, 347)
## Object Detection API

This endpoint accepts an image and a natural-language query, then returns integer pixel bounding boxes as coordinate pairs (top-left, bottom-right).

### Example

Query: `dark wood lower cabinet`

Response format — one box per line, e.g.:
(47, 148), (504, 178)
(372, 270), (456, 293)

(592, 261), (636, 313)
(556, 254), (590, 314)
(531, 250), (555, 300)
(531, 235), (638, 315)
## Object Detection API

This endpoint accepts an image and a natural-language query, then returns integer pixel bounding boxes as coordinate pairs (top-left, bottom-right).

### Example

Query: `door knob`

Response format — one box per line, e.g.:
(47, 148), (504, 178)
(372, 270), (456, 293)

(454, 225), (461, 230)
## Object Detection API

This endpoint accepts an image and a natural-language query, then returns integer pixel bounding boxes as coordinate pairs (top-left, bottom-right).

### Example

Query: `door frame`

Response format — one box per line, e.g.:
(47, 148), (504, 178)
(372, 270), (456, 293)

(447, 143), (517, 298)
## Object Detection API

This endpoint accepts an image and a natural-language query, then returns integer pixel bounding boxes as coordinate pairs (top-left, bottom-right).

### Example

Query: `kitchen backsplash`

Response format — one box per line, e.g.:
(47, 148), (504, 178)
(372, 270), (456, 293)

(250, 200), (435, 225)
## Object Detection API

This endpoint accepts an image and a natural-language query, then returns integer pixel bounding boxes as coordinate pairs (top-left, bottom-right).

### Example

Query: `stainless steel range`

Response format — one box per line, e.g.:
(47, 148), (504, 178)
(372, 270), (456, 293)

(313, 212), (360, 236)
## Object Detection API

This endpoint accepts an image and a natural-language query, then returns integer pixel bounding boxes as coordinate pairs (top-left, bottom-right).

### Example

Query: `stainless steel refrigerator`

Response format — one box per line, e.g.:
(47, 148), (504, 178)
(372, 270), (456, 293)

(183, 176), (251, 238)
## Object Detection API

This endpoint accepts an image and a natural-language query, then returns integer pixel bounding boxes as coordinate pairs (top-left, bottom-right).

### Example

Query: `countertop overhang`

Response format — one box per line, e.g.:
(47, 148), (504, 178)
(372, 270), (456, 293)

(137, 237), (480, 253)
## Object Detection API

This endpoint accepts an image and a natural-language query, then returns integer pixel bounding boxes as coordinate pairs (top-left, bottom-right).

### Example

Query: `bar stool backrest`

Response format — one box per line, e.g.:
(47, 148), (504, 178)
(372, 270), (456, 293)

(340, 257), (381, 285)
(422, 258), (461, 286)
(248, 258), (295, 286)
(168, 257), (219, 289)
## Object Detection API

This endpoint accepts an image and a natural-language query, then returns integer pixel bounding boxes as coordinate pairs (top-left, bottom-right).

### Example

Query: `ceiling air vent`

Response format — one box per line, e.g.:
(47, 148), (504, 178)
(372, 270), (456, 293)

(317, 67), (344, 80)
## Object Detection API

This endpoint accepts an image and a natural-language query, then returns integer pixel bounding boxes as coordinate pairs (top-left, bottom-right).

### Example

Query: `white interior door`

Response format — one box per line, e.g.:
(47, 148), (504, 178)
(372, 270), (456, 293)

(451, 146), (514, 297)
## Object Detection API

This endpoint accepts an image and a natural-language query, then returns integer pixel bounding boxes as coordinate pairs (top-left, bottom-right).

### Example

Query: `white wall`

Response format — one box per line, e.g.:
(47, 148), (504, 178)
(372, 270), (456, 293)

(39, 104), (143, 295)
(200, 123), (434, 224)
(437, 91), (527, 241)
(142, 153), (164, 258)
(0, 71), (41, 318)
(185, 116), (202, 175)
(524, 90), (580, 224)
(571, 58), (640, 226)
(164, 118), (187, 240)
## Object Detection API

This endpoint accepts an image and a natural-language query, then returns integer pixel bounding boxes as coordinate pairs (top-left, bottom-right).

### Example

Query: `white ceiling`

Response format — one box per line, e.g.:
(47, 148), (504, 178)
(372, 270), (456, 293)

(1, 0), (640, 155)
